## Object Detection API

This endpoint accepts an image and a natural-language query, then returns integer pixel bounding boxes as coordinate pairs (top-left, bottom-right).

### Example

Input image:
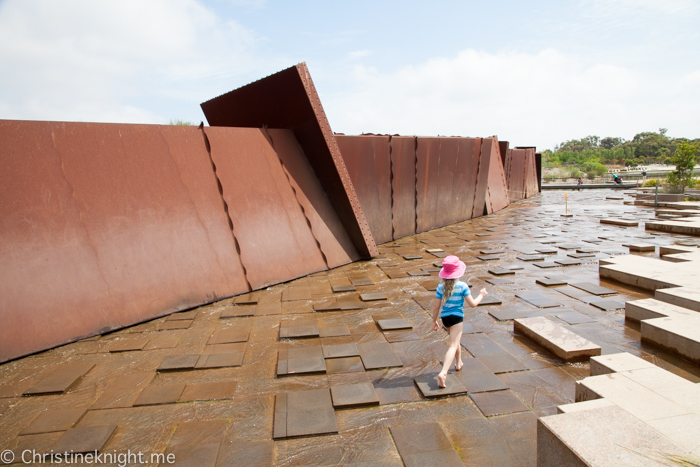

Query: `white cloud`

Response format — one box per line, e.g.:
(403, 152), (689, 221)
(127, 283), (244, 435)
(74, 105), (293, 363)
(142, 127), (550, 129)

(0, 0), (269, 124)
(323, 48), (700, 150)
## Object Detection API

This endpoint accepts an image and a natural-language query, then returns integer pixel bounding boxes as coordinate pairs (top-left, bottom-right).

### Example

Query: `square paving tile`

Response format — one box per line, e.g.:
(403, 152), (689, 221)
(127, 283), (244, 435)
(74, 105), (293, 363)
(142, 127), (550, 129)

(386, 270), (409, 279)
(390, 422), (463, 467)
(337, 295), (367, 310)
(279, 319), (319, 339)
(480, 250), (504, 255)
(330, 382), (380, 408)
(577, 247), (600, 253)
(195, 352), (244, 369)
(254, 303), (281, 316)
(162, 420), (226, 467)
(325, 356), (365, 374)
(179, 381), (237, 402)
(477, 295), (503, 306)
(167, 310), (198, 321)
(133, 383), (185, 406)
(569, 282), (618, 296)
(108, 338), (149, 353)
(556, 311), (597, 325)
(349, 276), (374, 286)
(556, 243), (582, 250)
(533, 262), (559, 269)
(414, 373), (468, 398)
(408, 270), (431, 277)
(331, 284), (356, 293)
(322, 343), (359, 358)
(282, 287), (312, 301)
(488, 268), (515, 276)
(21, 408), (86, 435)
(143, 336), (180, 350)
(568, 253), (596, 259)
(515, 292), (561, 308)
(384, 330), (421, 343)
(535, 247), (558, 254)
(157, 355), (199, 372)
(313, 300), (341, 312)
(421, 280), (440, 291)
(158, 320), (193, 331)
(488, 307), (531, 321)
(554, 258), (583, 266)
(357, 343), (403, 370)
(277, 347), (326, 376)
(51, 425), (117, 454)
(588, 298), (626, 311)
(478, 255), (502, 261)
(536, 277), (567, 286)
(403, 255), (423, 260)
(233, 292), (260, 305)
(469, 390), (530, 417)
(273, 389), (338, 439)
(208, 328), (250, 344)
(360, 292), (388, 301)
(452, 359), (509, 393)
(517, 254), (546, 262)
(318, 325), (350, 337)
(376, 318), (412, 331)
(485, 277), (514, 285)
(220, 306), (256, 318)
(23, 363), (95, 396)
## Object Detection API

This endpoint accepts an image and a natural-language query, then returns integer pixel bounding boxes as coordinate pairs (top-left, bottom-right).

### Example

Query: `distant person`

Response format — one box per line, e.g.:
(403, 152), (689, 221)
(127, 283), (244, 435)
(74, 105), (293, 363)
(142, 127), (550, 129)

(642, 170), (647, 181)
(577, 177), (583, 186)
(431, 255), (488, 388)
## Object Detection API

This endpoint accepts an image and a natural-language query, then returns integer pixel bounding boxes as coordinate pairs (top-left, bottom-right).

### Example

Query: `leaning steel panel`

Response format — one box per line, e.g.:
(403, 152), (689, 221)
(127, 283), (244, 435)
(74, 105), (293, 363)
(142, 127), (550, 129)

(389, 136), (417, 240)
(0, 121), (249, 363)
(452, 137), (481, 223)
(201, 63), (377, 258)
(472, 138), (494, 218)
(335, 135), (392, 245)
(486, 136), (510, 213)
(505, 148), (528, 201)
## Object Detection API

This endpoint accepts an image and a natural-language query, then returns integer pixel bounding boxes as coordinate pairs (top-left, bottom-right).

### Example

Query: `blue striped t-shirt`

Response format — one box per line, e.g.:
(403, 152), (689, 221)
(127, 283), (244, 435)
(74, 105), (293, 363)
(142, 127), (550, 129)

(436, 281), (471, 318)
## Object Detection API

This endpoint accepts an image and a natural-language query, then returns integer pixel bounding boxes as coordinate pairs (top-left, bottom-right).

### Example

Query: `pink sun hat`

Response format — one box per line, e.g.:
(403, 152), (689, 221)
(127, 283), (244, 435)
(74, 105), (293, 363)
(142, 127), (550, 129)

(439, 255), (466, 279)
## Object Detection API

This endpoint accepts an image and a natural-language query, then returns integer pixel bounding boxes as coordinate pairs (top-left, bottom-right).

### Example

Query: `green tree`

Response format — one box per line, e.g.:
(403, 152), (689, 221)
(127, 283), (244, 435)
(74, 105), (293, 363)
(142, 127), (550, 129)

(169, 119), (194, 126)
(667, 141), (699, 192)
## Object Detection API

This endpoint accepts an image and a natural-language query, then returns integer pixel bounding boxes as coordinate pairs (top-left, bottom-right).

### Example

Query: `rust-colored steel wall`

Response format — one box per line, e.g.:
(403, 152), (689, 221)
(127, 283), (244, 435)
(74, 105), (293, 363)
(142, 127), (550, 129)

(524, 148), (539, 198)
(416, 137), (442, 233)
(505, 148), (540, 201)
(472, 138), (493, 218)
(389, 136), (417, 239)
(201, 63), (377, 258)
(485, 137), (510, 213)
(0, 121), (250, 362)
(335, 135), (392, 245)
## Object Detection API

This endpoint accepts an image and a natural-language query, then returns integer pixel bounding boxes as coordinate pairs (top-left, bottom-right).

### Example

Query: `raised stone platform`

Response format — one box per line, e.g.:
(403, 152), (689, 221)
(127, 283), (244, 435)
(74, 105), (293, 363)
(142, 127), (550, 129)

(600, 253), (700, 291)
(600, 218), (638, 227)
(656, 286), (700, 312)
(513, 317), (601, 362)
(537, 353), (700, 466)
(646, 218), (700, 236)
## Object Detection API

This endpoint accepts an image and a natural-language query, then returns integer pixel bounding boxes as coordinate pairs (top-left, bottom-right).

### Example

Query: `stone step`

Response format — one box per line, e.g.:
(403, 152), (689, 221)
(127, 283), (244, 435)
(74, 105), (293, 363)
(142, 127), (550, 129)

(656, 286), (700, 312)
(589, 352), (657, 376)
(600, 218), (638, 227)
(514, 317), (601, 362)
(642, 317), (700, 366)
(625, 298), (698, 322)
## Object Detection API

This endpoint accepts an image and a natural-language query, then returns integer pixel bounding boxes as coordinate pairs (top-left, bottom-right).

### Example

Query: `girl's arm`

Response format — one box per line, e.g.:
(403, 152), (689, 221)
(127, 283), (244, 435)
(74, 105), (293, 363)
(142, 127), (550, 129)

(431, 299), (442, 331)
(465, 288), (488, 308)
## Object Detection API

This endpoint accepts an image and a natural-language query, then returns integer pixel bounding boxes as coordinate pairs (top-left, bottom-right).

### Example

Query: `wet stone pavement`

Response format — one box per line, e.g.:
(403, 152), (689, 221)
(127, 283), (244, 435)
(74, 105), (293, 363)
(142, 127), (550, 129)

(1, 189), (699, 466)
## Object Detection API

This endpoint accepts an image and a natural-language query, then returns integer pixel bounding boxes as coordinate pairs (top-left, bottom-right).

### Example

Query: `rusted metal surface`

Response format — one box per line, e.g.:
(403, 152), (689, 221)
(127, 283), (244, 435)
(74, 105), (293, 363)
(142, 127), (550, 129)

(0, 121), (249, 362)
(505, 148), (527, 201)
(524, 148), (540, 198)
(485, 137), (510, 213)
(416, 138), (442, 232)
(204, 126), (338, 290)
(200, 63), (377, 258)
(498, 141), (509, 168)
(335, 135), (392, 244)
(535, 152), (542, 192)
(472, 137), (493, 218)
(389, 136), (417, 239)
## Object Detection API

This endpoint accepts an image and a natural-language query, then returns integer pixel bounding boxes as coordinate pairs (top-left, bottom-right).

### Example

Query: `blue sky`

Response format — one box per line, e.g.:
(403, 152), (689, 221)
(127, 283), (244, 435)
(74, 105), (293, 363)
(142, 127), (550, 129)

(0, 0), (698, 149)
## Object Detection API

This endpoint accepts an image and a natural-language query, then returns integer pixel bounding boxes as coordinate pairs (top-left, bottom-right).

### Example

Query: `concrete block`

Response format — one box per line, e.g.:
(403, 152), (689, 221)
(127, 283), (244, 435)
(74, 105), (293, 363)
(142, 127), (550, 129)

(625, 298), (695, 322)
(538, 405), (687, 467)
(655, 286), (700, 312)
(600, 218), (638, 227)
(590, 353), (656, 376)
(514, 317), (601, 362)
(642, 317), (700, 365)
(556, 398), (614, 414)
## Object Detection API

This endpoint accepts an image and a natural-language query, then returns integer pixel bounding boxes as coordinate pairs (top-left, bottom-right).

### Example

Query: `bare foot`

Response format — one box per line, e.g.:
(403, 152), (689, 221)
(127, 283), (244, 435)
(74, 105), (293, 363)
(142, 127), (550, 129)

(455, 360), (463, 371)
(437, 373), (447, 388)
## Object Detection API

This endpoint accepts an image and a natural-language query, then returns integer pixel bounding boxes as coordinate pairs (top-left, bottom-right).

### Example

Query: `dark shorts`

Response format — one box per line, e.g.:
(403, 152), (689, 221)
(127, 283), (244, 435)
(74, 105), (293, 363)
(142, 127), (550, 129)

(442, 315), (464, 328)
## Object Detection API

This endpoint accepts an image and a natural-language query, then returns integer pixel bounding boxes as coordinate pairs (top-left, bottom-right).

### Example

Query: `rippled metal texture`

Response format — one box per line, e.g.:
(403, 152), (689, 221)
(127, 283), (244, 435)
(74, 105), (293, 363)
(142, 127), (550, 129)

(200, 63), (377, 258)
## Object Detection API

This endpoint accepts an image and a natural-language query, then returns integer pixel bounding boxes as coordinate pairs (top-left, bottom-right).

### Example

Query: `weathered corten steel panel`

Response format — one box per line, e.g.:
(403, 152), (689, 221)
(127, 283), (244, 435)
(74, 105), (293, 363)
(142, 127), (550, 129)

(453, 137), (481, 223)
(486, 137), (510, 213)
(0, 121), (248, 362)
(266, 129), (360, 268)
(416, 138), (442, 232)
(435, 137), (460, 227)
(204, 126), (330, 290)
(524, 148), (540, 198)
(335, 135), (392, 245)
(472, 138), (494, 218)
(505, 148), (528, 201)
(389, 136), (417, 239)
(498, 141), (509, 168)
(535, 152), (542, 192)
(200, 63), (377, 258)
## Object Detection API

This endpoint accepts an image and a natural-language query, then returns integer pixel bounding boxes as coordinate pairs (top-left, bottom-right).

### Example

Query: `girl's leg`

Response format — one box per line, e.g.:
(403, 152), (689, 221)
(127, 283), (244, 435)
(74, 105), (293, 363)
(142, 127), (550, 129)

(456, 340), (463, 371)
(437, 322), (464, 388)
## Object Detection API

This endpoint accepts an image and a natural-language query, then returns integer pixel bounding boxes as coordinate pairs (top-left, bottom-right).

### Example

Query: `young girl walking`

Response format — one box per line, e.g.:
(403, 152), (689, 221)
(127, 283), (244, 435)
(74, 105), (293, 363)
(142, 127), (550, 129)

(431, 255), (488, 388)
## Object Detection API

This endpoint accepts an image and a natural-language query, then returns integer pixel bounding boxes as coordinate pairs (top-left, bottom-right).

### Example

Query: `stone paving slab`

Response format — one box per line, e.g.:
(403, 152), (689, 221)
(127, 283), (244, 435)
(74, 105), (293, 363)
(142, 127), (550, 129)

(195, 352), (244, 369)
(313, 299), (342, 312)
(274, 389), (338, 439)
(376, 318), (412, 331)
(460, 334), (528, 374)
(233, 292), (260, 304)
(478, 255), (502, 261)
(488, 268), (515, 276)
(167, 310), (198, 321)
(515, 292), (561, 308)
(518, 254), (546, 262)
(220, 306), (256, 318)
(514, 317), (601, 362)
(208, 327), (250, 344)
(133, 383), (185, 406)
(485, 277), (514, 285)
(157, 355), (199, 372)
(360, 292), (388, 301)
(143, 335), (180, 350)
(555, 311), (596, 325)
(51, 425), (117, 454)
(357, 343), (403, 370)
(384, 330), (421, 342)
(318, 325), (350, 337)
(488, 306), (535, 321)
(90, 372), (153, 410)
(588, 297), (626, 311)
(480, 250), (504, 255)
(601, 218), (638, 227)
(337, 295), (367, 310)
(330, 382), (380, 408)
(407, 270), (431, 276)
(452, 359), (508, 393)
(158, 320), (193, 331)
(626, 243), (656, 251)
(533, 262), (560, 269)
(478, 295), (503, 306)
(277, 347), (326, 376)
(390, 422), (464, 467)
(179, 381), (237, 402)
(108, 338), (149, 353)
(325, 356), (364, 374)
(279, 319), (319, 339)
(414, 373), (468, 398)
(331, 284), (356, 293)
(536, 277), (567, 287)
(23, 363), (95, 396)
(322, 343), (359, 358)
(20, 408), (86, 435)
(282, 287), (312, 301)
(469, 390), (530, 417)
(554, 258), (583, 266)
(162, 420), (226, 467)
(568, 282), (617, 296)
